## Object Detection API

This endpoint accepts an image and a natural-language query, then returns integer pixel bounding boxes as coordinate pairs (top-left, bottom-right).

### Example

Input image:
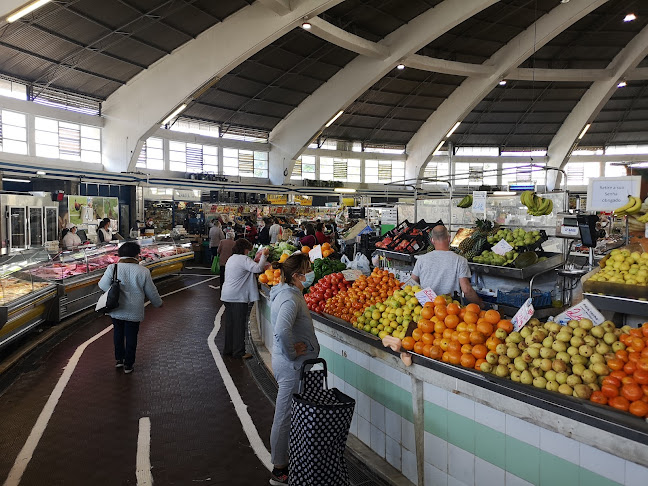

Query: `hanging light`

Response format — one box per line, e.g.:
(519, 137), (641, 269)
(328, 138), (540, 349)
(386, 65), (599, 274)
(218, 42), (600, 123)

(301, 21), (312, 30)
(161, 104), (187, 125)
(499, 80), (507, 86)
(396, 64), (405, 70)
(624, 13), (637, 22)
(617, 80), (628, 88)
(578, 124), (591, 140)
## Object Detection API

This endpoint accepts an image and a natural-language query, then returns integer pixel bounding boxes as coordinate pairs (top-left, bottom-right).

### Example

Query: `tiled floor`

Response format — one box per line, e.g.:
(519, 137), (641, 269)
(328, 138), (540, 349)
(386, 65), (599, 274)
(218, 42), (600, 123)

(0, 272), (273, 485)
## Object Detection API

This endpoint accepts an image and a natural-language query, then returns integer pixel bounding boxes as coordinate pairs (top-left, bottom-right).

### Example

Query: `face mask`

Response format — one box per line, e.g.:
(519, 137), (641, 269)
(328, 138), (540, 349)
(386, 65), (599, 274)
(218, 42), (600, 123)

(302, 271), (315, 288)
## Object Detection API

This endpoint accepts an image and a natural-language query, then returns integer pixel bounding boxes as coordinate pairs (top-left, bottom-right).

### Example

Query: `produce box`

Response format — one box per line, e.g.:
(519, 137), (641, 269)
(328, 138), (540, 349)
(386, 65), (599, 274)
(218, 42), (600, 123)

(581, 266), (648, 300)
(497, 288), (552, 309)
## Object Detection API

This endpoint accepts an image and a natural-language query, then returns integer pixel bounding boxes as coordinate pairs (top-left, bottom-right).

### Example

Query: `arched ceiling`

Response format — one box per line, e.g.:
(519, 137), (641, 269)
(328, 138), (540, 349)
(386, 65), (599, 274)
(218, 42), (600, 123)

(0, 0), (647, 157)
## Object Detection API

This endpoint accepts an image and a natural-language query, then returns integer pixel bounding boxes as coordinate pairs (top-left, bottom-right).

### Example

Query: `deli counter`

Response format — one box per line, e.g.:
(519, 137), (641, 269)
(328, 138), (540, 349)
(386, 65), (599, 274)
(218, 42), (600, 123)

(0, 239), (193, 348)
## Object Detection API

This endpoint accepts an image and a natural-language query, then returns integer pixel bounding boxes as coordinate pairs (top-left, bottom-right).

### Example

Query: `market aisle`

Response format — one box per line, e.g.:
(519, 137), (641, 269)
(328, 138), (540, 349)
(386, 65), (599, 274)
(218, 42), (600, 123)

(0, 273), (274, 486)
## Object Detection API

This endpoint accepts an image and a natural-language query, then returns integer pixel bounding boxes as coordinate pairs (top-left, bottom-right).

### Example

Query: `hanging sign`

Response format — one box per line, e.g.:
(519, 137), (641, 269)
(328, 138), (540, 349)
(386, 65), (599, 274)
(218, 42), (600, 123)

(586, 176), (641, 211)
(472, 191), (487, 214)
(268, 195), (288, 205)
(308, 245), (323, 262)
(294, 195), (313, 206)
(512, 298), (535, 332)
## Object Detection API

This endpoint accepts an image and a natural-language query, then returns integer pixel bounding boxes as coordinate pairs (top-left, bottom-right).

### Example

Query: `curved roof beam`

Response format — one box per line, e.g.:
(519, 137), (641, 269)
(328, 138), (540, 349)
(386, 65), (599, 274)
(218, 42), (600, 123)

(101, 0), (344, 173)
(257, 0), (292, 15)
(546, 23), (648, 189)
(405, 0), (610, 182)
(307, 17), (389, 58)
(268, 0), (501, 184)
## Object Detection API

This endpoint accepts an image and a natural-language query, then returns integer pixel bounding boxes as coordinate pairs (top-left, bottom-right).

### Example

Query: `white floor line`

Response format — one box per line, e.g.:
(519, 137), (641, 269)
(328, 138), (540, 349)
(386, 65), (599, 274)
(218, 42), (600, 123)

(136, 417), (153, 486)
(3, 276), (216, 486)
(208, 285), (221, 290)
(208, 307), (272, 471)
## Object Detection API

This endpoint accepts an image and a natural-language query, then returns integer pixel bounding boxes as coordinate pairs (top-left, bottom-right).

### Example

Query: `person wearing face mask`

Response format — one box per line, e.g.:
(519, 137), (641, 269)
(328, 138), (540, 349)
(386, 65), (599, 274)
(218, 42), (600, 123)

(268, 253), (319, 485)
(62, 223), (82, 250)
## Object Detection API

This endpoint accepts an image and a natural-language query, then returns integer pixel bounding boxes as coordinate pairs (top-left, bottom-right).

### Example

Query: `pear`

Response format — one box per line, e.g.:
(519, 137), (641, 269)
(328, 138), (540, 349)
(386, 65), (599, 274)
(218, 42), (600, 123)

(496, 343), (507, 355)
(571, 355), (588, 366)
(507, 347), (521, 359)
(514, 357), (528, 372)
(495, 328), (508, 340)
(611, 341), (626, 352)
(540, 358), (553, 372)
(603, 333), (617, 345)
(570, 336), (585, 348)
(528, 318), (541, 327)
(589, 353), (605, 365)
(511, 370), (522, 382)
(525, 335), (535, 346)
(527, 347), (540, 359)
(546, 380), (560, 392)
(572, 363), (586, 376)
(567, 346), (579, 357)
(556, 351), (571, 363)
(574, 384), (593, 400)
(508, 332), (523, 344)
(579, 345), (594, 358)
(566, 374), (582, 387)
(581, 369), (597, 384)
(591, 363), (610, 376)
(520, 327), (532, 339)
(553, 360), (568, 373)
(533, 376), (548, 389)
(578, 319), (593, 331)
(552, 340), (568, 353)
(573, 328), (587, 338)
(508, 363), (516, 374)
(583, 335), (597, 347)
(595, 342), (610, 355)
(568, 320), (579, 329)
(498, 355), (511, 366)
(521, 350), (533, 364)
(558, 384), (574, 395)
(520, 370), (533, 385)
(530, 367), (544, 378)
(588, 383), (600, 392)
(601, 321), (615, 333)
(542, 336), (554, 348)
(480, 362), (493, 373)
(495, 364), (509, 378)
(540, 347), (556, 359)
(486, 352), (498, 365)
(590, 326), (605, 338)
(544, 370), (557, 382)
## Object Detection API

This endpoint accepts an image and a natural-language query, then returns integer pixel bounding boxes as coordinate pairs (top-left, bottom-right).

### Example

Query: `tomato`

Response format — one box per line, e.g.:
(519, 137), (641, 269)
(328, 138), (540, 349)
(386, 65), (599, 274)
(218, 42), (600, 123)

(590, 391), (608, 405)
(629, 400), (648, 417)
(621, 384), (643, 402)
(608, 396), (630, 412)
(602, 376), (622, 388)
(607, 359), (625, 371)
(601, 384), (620, 398)
(624, 361), (637, 375)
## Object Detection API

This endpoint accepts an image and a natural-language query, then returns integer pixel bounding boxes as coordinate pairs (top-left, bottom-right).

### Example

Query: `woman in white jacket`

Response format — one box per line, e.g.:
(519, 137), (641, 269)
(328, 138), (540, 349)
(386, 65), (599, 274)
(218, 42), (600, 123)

(61, 223), (82, 250)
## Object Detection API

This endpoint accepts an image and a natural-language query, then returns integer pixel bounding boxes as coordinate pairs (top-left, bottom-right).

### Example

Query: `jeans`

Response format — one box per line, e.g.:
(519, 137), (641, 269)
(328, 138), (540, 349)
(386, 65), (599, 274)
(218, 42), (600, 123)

(270, 355), (301, 466)
(220, 264), (226, 285)
(223, 302), (248, 357)
(112, 318), (140, 366)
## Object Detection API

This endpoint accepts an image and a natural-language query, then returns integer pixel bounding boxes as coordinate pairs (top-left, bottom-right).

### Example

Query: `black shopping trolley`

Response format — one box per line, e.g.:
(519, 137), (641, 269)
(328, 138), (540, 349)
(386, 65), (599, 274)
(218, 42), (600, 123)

(289, 358), (356, 486)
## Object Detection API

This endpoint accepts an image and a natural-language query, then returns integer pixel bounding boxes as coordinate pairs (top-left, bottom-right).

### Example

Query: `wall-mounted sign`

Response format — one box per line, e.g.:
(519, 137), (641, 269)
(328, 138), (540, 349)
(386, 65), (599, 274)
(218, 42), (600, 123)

(587, 176), (641, 211)
(173, 189), (201, 202)
(294, 195), (313, 206)
(268, 195), (288, 205)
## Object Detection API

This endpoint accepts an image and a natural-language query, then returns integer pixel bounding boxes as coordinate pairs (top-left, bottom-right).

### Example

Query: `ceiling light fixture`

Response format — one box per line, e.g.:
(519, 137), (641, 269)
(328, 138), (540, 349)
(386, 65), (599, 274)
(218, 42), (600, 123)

(334, 187), (356, 193)
(396, 64), (405, 70)
(36, 170), (46, 175)
(617, 80), (627, 88)
(325, 110), (344, 128)
(161, 104), (187, 125)
(301, 21), (312, 30)
(3, 178), (30, 183)
(6, 0), (50, 22)
(432, 140), (446, 155)
(493, 191), (517, 196)
(499, 80), (507, 86)
(578, 124), (591, 140)
(560, 0), (570, 3)
(446, 122), (461, 138)
(624, 13), (637, 22)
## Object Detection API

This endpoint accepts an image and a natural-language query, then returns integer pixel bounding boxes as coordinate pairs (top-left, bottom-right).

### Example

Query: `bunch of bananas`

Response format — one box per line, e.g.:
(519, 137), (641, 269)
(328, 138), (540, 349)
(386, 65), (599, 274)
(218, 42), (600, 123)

(614, 195), (642, 216)
(520, 191), (553, 216)
(457, 195), (473, 208)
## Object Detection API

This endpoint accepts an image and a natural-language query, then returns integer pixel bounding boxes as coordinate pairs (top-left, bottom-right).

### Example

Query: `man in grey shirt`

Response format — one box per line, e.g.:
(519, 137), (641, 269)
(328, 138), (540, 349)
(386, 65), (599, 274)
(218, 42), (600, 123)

(412, 225), (482, 306)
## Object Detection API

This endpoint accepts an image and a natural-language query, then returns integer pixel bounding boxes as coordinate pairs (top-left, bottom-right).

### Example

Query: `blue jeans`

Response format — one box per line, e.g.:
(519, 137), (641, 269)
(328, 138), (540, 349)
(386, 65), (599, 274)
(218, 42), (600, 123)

(112, 318), (140, 367)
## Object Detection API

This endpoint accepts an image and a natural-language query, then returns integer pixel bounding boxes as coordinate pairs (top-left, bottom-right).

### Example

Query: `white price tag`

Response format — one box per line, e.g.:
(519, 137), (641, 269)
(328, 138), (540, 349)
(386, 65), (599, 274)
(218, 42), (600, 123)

(472, 191), (487, 214)
(308, 245), (322, 262)
(415, 288), (437, 305)
(561, 225), (579, 237)
(645, 223), (648, 239)
(512, 298), (535, 332)
(492, 239), (513, 256)
(554, 299), (604, 326)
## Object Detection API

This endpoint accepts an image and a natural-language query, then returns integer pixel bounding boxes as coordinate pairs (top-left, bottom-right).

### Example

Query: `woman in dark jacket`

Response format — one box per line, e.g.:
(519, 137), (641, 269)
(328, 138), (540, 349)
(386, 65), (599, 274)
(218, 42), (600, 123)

(299, 224), (317, 248)
(258, 218), (271, 245)
(315, 222), (328, 245)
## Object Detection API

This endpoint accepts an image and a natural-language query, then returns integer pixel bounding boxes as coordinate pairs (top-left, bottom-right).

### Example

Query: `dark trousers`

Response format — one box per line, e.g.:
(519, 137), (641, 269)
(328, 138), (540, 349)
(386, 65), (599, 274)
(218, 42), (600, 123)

(220, 264), (226, 284)
(210, 247), (218, 260)
(112, 318), (140, 366)
(223, 302), (248, 357)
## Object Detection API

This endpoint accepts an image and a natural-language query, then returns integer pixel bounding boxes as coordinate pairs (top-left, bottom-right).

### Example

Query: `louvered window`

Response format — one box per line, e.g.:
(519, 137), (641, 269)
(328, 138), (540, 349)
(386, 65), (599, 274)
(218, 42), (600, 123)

(221, 125), (268, 143)
(456, 163), (499, 186)
(365, 160), (404, 183)
(222, 148), (267, 178)
(423, 162), (450, 182)
(502, 163), (546, 185)
(291, 158), (302, 179)
(32, 87), (101, 116)
(292, 155), (316, 180)
(35, 116), (100, 163)
(136, 138), (163, 170)
(0, 110), (27, 154)
(333, 158), (348, 181)
(565, 162), (599, 186)
(169, 141), (218, 173)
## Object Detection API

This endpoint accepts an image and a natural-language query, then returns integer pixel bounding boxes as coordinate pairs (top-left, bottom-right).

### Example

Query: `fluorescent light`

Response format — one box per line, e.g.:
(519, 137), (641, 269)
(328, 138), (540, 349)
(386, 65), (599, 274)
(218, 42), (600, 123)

(499, 80), (507, 86)
(578, 124), (591, 140)
(161, 104), (187, 125)
(7, 0), (50, 22)
(334, 188), (356, 193)
(432, 140), (446, 155)
(301, 22), (312, 30)
(446, 122), (461, 138)
(628, 162), (648, 168)
(36, 170), (46, 175)
(624, 13), (637, 22)
(3, 178), (30, 183)
(493, 191), (516, 196)
(325, 110), (344, 128)
(618, 80), (627, 88)
(396, 64), (405, 70)
(560, 0), (570, 3)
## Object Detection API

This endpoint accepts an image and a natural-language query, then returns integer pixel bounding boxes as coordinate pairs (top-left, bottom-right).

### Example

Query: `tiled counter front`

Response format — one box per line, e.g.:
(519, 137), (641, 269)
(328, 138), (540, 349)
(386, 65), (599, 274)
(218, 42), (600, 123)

(256, 296), (648, 486)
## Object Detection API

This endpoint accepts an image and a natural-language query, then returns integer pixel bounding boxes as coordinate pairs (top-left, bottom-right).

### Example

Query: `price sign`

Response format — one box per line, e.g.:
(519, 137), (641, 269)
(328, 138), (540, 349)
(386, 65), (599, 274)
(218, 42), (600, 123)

(308, 245), (322, 262)
(587, 176), (641, 211)
(512, 298), (535, 332)
(554, 299), (604, 326)
(415, 288), (437, 305)
(492, 239), (513, 256)
(472, 191), (487, 214)
(561, 225), (579, 237)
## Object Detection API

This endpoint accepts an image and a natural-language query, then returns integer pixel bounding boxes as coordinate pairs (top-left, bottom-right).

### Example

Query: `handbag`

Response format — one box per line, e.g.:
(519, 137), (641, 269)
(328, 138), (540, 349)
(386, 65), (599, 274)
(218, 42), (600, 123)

(96, 264), (121, 313)
(211, 255), (220, 274)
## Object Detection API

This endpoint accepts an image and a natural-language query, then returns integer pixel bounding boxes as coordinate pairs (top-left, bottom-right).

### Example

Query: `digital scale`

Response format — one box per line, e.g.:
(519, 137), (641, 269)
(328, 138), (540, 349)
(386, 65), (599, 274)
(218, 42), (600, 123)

(555, 213), (581, 239)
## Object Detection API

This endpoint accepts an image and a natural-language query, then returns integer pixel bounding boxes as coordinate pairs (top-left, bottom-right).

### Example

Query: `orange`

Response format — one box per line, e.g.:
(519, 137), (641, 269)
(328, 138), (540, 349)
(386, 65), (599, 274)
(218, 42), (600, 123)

(461, 344), (473, 355)
(470, 331), (486, 345)
(460, 353), (476, 369)
(465, 303), (480, 314)
(634, 369), (648, 385)
(402, 337), (415, 351)
(484, 309), (501, 324)
(485, 336), (502, 351)
(414, 341), (425, 355)
(439, 338), (450, 351)
(602, 376), (622, 388)
(472, 344), (487, 359)
(301, 246), (310, 253)
(419, 319), (434, 334)
(610, 370), (628, 381)
(259, 274), (269, 284)
(643, 324), (648, 338)
(476, 321), (494, 336)
(447, 351), (462, 365)
(608, 359), (625, 371)
(434, 321), (447, 334)
(429, 345), (443, 360)
(622, 376), (637, 386)
(466, 323), (476, 333)
(448, 340), (462, 354)
(601, 383), (620, 399)
(442, 352), (450, 363)
(422, 333), (434, 346)
(435, 306), (448, 321)
(412, 328), (423, 342)
(630, 337), (645, 352)
(421, 307), (434, 320)
(459, 308), (467, 320)
(424, 301), (434, 308)
(422, 344), (433, 358)
(497, 320), (513, 333)
(615, 350), (629, 362)
(629, 400), (648, 417)
(433, 295), (447, 306)
(265, 269), (274, 279)
(456, 322), (467, 333)
(621, 384), (643, 402)
(322, 242), (331, 251)
(590, 391), (608, 405)
(624, 361), (637, 375)
(457, 331), (471, 345)
(475, 358), (486, 370)
(445, 314), (460, 329)
(464, 311), (478, 324)
(446, 303), (460, 315)
(443, 328), (454, 340)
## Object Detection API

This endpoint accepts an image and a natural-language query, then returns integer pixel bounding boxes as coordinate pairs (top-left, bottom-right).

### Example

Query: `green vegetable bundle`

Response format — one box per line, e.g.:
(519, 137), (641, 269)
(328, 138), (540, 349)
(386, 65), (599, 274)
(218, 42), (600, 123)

(312, 257), (347, 284)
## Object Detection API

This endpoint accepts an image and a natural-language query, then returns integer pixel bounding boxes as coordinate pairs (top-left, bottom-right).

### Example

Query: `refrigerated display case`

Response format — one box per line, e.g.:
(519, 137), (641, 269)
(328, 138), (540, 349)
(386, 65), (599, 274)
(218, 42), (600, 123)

(1, 194), (59, 254)
(0, 249), (58, 348)
(29, 239), (193, 321)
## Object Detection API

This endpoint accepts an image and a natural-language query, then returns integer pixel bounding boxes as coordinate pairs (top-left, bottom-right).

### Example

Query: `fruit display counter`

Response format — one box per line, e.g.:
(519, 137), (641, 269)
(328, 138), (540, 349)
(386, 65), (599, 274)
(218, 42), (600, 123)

(255, 290), (648, 486)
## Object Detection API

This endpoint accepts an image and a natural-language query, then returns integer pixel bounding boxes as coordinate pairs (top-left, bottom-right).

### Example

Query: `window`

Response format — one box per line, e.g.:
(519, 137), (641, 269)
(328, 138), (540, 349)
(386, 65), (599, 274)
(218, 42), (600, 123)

(364, 143), (405, 155)
(456, 163), (498, 186)
(0, 110), (27, 154)
(34, 117), (101, 163)
(606, 144), (648, 155)
(605, 163), (628, 178)
(291, 155), (316, 180)
(0, 79), (27, 101)
(565, 162), (600, 186)
(320, 157), (361, 183)
(223, 148), (268, 178)
(136, 138), (164, 170)
(455, 146), (499, 156)
(169, 141), (218, 173)
(500, 149), (547, 157)
(423, 162), (450, 181)
(221, 126), (268, 143)
(364, 160), (404, 183)
(501, 163), (545, 186)
(170, 118), (220, 139)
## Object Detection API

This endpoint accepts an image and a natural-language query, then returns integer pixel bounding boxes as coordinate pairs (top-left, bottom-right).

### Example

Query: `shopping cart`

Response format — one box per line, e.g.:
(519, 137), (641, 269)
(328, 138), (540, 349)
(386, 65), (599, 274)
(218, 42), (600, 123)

(289, 358), (356, 486)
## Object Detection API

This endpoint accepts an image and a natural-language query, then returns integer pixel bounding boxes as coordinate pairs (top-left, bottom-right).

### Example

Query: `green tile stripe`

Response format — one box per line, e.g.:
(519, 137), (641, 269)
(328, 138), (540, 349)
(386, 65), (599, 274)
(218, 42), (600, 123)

(424, 401), (623, 486)
(319, 345), (414, 422)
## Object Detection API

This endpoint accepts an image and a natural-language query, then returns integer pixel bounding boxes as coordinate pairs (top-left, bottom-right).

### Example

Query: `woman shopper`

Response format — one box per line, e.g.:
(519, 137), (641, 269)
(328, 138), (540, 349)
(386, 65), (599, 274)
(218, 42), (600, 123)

(98, 241), (162, 374)
(268, 253), (319, 485)
(299, 223), (317, 248)
(220, 238), (269, 359)
(315, 222), (328, 245)
(258, 218), (271, 245)
(217, 232), (236, 284)
(209, 220), (225, 261)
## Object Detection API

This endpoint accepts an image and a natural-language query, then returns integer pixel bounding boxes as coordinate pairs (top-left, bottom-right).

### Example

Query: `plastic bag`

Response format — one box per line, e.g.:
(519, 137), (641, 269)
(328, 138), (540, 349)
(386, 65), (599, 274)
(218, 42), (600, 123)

(348, 253), (371, 275)
(211, 255), (220, 274)
(340, 254), (352, 268)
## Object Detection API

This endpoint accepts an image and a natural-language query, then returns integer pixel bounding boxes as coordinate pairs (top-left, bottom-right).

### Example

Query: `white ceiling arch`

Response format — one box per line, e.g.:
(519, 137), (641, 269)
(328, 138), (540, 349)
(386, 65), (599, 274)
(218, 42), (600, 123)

(267, 0), (500, 185)
(405, 0), (610, 183)
(100, 0), (345, 173)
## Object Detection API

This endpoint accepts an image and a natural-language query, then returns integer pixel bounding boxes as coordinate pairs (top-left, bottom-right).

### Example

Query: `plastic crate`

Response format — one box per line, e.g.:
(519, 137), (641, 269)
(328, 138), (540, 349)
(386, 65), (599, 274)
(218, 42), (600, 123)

(497, 288), (552, 308)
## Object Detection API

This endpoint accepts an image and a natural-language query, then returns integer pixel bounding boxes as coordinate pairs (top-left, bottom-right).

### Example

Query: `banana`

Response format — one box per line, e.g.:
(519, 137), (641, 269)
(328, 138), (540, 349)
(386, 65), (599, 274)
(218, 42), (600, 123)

(627, 196), (642, 214)
(457, 195), (473, 208)
(520, 191), (535, 208)
(614, 195), (635, 214)
(544, 199), (553, 215)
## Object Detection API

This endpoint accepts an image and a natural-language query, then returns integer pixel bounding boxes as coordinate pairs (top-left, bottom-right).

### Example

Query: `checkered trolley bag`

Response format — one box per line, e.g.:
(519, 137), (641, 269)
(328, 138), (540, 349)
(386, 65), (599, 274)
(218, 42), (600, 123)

(288, 358), (355, 486)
